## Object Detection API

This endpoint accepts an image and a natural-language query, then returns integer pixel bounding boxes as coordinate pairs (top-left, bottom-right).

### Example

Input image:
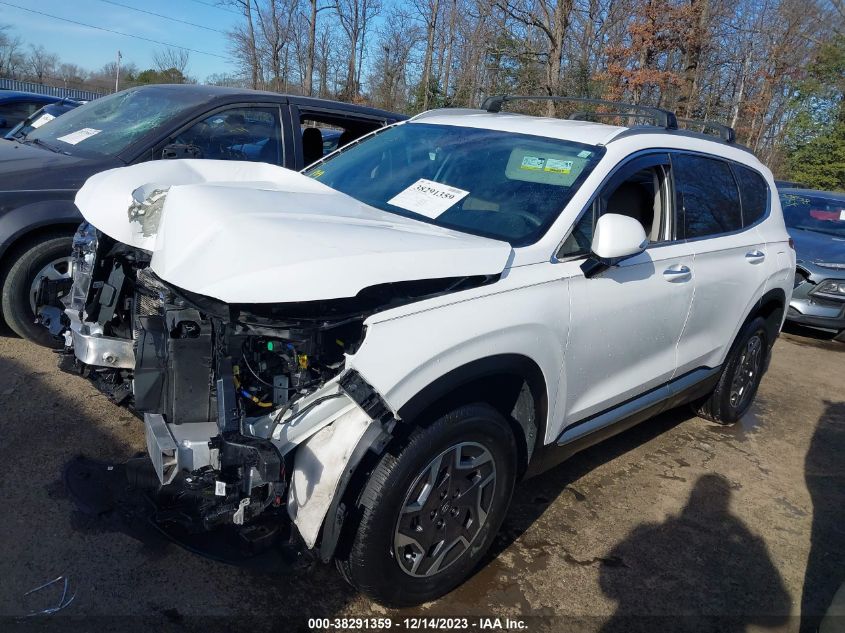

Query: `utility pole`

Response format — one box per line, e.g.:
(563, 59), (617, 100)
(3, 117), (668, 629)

(115, 50), (122, 93)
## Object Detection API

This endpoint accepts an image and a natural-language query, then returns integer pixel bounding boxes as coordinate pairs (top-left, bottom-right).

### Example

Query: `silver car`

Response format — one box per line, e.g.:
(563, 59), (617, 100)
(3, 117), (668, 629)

(780, 188), (845, 340)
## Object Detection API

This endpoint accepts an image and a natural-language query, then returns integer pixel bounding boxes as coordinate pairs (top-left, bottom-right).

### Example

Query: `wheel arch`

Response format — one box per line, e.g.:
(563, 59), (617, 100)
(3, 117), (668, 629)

(0, 199), (81, 274)
(395, 353), (549, 479)
(318, 354), (547, 564)
(745, 288), (786, 346)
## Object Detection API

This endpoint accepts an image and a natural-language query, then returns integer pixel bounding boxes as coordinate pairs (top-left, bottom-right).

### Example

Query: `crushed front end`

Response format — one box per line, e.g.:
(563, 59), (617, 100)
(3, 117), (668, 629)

(36, 221), (157, 404)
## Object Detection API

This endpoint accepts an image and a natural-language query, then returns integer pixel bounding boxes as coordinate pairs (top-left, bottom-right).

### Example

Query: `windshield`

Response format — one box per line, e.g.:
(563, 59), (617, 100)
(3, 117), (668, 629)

(780, 192), (845, 237)
(305, 122), (605, 245)
(7, 103), (78, 140)
(26, 87), (208, 159)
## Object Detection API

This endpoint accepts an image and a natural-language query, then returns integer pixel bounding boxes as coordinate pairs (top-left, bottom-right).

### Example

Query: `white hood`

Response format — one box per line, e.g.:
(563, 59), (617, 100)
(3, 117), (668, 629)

(75, 160), (512, 303)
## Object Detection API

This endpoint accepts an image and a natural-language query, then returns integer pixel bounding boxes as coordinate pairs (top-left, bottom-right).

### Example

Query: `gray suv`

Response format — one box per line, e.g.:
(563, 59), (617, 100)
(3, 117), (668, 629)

(780, 188), (845, 340)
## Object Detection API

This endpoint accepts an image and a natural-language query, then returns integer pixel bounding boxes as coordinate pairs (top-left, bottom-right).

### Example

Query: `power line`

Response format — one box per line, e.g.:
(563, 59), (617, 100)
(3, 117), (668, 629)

(186, 0), (241, 15)
(0, 1), (231, 60)
(94, 0), (225, 34)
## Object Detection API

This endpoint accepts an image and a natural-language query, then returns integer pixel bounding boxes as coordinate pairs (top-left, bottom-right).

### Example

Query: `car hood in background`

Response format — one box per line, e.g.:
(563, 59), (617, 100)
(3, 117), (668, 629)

(0, 139), (117, 191)
(75, 159), (513, 303)
(788, 228), (845, 267)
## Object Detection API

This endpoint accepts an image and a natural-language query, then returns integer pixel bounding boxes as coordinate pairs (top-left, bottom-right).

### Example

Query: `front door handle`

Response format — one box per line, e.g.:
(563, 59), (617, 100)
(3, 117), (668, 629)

(663, 264), (692, 282)
(746, 250), (766, 264)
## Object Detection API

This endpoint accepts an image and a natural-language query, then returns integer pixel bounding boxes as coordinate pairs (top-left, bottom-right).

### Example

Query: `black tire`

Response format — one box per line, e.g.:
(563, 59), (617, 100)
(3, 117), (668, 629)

(1, 234), (73, 347)
(337, 403), (517, 607)
(694, 316), (769, 424)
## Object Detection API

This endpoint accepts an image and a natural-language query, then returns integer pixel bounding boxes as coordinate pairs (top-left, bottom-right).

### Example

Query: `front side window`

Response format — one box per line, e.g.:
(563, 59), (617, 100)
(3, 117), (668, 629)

(780, 192), (845, 238)
(305, 122), (605, 246)
(673, 154), (742, 239)
(173, 107), (282, 164)
(558, 155), (672, 258)
(26, 87), (214, 159)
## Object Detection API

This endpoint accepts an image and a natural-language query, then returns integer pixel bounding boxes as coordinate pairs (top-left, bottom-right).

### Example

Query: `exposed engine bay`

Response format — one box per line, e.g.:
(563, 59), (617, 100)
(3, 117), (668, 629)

(33, 159), (509, 561)
(36, 217), (496, 551)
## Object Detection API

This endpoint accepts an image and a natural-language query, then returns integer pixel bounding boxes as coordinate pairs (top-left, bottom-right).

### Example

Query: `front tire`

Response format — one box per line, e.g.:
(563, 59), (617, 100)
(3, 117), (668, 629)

(338, 404), (517, 606)
(1, 234), (73, 347)
(694, 316), (769, 424)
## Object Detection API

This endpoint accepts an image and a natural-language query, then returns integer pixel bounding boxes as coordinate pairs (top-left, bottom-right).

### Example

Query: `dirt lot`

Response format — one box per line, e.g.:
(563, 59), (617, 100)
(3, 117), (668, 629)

(0, 326), (842, 632)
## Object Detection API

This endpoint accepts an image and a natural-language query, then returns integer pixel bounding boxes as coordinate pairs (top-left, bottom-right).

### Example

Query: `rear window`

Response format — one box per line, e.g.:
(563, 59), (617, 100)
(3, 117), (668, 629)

(733, 164), (769, 226)
(673, 154), (742, 238)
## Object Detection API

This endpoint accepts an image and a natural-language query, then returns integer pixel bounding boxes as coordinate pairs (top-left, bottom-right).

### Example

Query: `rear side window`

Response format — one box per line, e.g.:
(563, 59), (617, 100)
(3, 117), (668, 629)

(733, 164), (769, 226)
(673, 154), (742, 238)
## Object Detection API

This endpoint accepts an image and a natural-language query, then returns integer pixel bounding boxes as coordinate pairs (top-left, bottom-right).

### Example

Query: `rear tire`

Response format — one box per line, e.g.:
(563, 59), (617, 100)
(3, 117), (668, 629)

(337, 404), (517, 607)
(694, 317), (769, 424)
(1, 235), (73, 348)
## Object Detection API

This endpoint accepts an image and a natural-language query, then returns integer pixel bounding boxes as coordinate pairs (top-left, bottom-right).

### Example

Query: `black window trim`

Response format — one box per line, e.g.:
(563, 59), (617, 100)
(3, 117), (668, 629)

(554, 148), (772, 261)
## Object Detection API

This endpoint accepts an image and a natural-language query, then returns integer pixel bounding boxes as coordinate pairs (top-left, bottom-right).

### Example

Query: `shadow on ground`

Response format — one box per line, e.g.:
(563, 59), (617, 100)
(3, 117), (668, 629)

(0, 351), (358, 632)
(801, 400), (845, 632)
(598, 473), (790, 632)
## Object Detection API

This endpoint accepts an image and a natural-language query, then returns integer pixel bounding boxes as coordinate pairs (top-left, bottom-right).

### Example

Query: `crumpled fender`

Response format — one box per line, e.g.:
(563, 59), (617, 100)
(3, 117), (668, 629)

(287, 406), (376, 549)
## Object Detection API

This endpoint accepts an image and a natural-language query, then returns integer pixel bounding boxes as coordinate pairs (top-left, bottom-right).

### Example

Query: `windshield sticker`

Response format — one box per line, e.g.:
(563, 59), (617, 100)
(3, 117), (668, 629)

(544, 158), (573, 174)
(310, 168), (325, 178)
(840, 210), (845, 221)
(387, 178), (469, 219)
(30, 112), (55, 129)
(520, 155), (545, 171)
(56, 128), (102, 145)
(577, 149), (593, 159)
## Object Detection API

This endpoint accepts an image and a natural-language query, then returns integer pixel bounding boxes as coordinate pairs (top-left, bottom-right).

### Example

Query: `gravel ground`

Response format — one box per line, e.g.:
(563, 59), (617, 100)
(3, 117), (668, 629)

(0, 325), (842, 633)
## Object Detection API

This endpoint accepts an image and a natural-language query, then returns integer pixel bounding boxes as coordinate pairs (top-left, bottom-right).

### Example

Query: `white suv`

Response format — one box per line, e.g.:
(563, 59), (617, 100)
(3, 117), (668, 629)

(46, 96), (794, 606)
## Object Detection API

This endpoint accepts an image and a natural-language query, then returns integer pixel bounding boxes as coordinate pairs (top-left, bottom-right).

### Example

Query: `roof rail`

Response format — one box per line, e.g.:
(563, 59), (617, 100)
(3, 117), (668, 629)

(676, 117), (736, 143)
(480, 95), (679, 131)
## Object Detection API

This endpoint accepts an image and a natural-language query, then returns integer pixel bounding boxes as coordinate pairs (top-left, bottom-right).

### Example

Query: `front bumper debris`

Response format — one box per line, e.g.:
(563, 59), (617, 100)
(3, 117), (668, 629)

(63, 456), (313, 572)
(65, 310), (136, 369)
(143, 414), (219, 485)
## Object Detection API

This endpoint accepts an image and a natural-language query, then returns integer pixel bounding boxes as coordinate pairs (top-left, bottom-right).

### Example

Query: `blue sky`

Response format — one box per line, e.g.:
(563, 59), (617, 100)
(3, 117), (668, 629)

(0, 0), (241, 81)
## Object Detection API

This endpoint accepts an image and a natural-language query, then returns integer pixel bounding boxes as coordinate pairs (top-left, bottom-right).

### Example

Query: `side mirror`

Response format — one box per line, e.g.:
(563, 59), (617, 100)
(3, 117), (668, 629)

(161, 143), (203, 160)
(581, 213), (648, 278)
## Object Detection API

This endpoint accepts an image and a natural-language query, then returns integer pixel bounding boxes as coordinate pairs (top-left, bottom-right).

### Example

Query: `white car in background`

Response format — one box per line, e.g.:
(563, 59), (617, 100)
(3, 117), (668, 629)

(42, 96), (795, 606)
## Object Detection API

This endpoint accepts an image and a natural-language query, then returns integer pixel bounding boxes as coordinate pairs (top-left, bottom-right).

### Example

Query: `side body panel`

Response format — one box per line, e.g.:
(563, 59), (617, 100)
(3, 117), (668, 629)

(562, 240), (695, 426)
(347, 263), (571, 445)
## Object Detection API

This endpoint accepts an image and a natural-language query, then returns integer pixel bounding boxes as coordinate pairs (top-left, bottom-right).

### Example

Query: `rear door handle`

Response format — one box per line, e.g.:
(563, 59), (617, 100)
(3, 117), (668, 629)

(663, 264), (692, 282)
(746, 250), (766, 264)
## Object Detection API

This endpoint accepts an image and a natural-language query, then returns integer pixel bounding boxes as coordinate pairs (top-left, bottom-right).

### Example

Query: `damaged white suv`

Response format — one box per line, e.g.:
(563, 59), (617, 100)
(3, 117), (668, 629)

(38, 96), (794, 606)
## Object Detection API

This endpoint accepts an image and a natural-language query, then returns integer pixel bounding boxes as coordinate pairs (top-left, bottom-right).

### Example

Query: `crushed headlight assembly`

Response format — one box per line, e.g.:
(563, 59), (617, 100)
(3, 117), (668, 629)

(128, 185), (170, 237)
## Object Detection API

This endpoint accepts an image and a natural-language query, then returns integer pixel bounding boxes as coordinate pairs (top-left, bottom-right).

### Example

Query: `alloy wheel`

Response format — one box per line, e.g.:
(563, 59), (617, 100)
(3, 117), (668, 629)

(729, 333), (763, 410)
(28, 256), (72, 313)
(393, 441), (497, 577)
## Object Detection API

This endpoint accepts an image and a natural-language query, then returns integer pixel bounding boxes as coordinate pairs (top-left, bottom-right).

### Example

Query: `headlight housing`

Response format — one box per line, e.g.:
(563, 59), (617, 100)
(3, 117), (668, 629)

(128, 185), (169, 237)
(65, 222), (98, 312)
(811, 279), (845, 300)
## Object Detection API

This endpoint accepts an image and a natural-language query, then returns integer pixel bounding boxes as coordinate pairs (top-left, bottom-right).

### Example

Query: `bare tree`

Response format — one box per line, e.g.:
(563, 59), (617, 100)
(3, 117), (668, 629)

(227, 0), (262, 88)
(0, 25), (25, 79)
(497, 0), (576, 115)
(153, 47), (190, 74)
(332, 0), (381, 100)
(368, 12), (422, 109)
(26, 44), (59, 83)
